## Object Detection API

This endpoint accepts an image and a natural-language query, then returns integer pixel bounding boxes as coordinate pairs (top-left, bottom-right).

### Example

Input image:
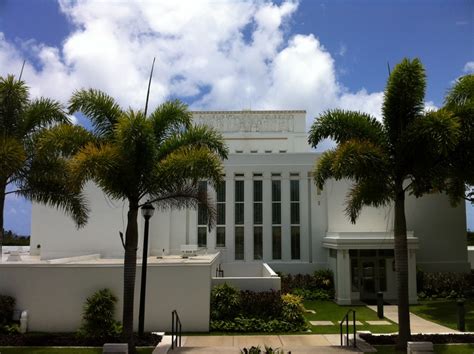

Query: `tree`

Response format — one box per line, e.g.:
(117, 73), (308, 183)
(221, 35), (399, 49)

(66, 89), (228, 352)
(308, 58), (460, 350)
(441, 74), (474, 205)
(0, 74), (89, 255)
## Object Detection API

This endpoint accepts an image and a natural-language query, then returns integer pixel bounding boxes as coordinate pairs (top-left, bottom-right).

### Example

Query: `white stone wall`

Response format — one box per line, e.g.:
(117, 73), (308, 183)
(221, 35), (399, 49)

(0, 262), (214, 332)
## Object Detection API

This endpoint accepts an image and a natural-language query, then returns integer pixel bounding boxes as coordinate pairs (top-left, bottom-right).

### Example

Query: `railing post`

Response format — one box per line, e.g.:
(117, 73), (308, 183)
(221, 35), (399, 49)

(340, 321), (343, 346)
(346, 315), (349, 346)
(353, 310), (356, 348)
(171, 311), (175, 349)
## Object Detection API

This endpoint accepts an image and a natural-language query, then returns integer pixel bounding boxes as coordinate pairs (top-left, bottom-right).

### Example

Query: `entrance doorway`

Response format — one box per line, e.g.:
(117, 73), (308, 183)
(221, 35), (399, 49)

(350, 250), (392, 301)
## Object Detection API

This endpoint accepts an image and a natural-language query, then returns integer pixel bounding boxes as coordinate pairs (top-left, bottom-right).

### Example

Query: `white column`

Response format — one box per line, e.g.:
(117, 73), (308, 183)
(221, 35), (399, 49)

(300, 176), (309, 262)
(208, 186), (216, 252)
(263, 174), (272, 261)
(336, 249), (352, 305)
(225, 175), (234, 263)
(281, 175), (291, 261)
(244, 175), (253, 261)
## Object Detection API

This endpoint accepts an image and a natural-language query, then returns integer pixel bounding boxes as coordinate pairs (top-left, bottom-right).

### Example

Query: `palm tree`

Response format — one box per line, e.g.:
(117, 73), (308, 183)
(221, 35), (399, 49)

(67, 89), (228, 352)
(442, 74), (474, 205)
(0, 74), (89, 255)
(308, 58), (460, 350)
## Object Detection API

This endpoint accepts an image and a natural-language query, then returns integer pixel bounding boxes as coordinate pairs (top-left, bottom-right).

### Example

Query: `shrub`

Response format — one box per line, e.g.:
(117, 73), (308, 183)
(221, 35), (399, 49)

(417, 271), (474, 299)
(210, 283), (241, 321)
(0, 295), (15, 325)
(281, 293), (305, 325)
(280, 270), (335, 300)
(240, 290), (282, 320)
(78, 288), (121, 339)
(210, 317), (307, 332)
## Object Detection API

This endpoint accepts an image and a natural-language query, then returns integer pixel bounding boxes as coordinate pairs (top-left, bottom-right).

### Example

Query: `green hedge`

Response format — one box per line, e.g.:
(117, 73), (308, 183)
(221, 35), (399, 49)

(210, 284), (308, 333)
(280, 269), (335, 300)
(417, 270), (474, 299)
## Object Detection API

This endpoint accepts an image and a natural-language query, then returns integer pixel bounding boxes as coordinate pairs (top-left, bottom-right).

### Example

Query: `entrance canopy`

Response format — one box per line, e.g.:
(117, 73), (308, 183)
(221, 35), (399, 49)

(322, 231), (419, 250)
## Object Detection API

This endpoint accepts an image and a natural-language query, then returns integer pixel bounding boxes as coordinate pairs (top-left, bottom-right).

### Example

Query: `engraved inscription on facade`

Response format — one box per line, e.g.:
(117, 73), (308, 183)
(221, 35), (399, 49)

(193, 113), (295, 132)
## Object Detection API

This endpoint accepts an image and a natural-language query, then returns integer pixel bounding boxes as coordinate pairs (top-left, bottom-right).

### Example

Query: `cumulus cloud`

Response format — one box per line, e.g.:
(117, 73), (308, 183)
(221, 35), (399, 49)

(0, 0), (384, 150)
(464, 61), (474, 73)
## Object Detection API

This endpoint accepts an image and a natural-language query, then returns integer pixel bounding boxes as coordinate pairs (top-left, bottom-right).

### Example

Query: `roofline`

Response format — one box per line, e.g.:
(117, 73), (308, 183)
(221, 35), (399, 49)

(190, 110), (306, 114)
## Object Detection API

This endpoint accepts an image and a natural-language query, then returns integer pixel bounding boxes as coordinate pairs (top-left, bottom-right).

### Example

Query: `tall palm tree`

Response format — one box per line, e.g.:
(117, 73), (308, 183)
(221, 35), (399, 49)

(67, 89), (228, 352)
(0, 74), (89, 254)
(308, 58), (460, 350)
(442, 74), (474, 205)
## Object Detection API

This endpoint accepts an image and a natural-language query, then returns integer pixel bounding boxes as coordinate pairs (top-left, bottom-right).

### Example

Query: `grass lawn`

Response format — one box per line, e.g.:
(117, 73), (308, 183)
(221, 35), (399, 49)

(374, 344), (474, 354)
(410, 299), (474, 331)
(303, 300), (398, 334)
(0, 347), (154, 354)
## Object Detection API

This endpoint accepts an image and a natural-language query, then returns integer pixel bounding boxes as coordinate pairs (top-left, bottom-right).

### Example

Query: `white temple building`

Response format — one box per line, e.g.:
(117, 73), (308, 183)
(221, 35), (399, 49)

(30, 110), (470, 305)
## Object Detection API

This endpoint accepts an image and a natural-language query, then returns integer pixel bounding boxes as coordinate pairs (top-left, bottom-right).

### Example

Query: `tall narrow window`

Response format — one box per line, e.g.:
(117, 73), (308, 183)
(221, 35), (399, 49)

(290, 179), (300, 259)
(253, 179), (263, 260)
(272, 179), (281, 259)
(197, 181), (207, 247)
(216, 181), (226, 247)
(235, 179), (244, 260)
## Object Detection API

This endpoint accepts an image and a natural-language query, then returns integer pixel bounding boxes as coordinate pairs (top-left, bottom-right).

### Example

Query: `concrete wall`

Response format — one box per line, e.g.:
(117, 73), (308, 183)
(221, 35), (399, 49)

(0, 262), (213, 333)
(325, 179), (470, 272)
(468, 246), (474, 269)
(212, 262), (281, 292)
(31, 183), (143, 260)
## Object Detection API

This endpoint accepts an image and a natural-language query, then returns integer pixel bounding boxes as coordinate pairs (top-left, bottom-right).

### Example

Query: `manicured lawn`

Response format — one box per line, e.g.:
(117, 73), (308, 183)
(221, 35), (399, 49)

(303, 301), (398, 334)
(374, 344), (474, 354)
(0, 347), (154, 354)
(410, 299), (474, 331)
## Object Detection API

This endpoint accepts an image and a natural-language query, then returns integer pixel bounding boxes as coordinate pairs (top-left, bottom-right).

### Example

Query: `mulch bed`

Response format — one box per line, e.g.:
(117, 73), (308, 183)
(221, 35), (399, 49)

(360, 333), (474, 345)
(0, 332), (160, 347)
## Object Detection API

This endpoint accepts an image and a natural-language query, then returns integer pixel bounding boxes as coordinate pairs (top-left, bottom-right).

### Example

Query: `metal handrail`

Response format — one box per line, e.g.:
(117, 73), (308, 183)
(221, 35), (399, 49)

(339, 309), (357, 348)
(171, 310), (182, 350)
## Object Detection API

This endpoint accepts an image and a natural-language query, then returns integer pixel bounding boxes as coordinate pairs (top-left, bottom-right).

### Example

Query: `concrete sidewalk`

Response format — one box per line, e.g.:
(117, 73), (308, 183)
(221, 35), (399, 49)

(164, 334), (363, 353)
(367, 305), (459, 334)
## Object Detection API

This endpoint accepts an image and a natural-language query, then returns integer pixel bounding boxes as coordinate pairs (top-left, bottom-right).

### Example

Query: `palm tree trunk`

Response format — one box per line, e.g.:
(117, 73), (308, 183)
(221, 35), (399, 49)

(122, 200), (139, 354)
(0, 184), (5, 258)
(394, 181), (411, 351)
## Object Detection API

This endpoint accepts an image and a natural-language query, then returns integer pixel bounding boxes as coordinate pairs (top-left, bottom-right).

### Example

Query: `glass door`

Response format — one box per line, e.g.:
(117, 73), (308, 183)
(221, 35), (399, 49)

(360, 260), (376, 300)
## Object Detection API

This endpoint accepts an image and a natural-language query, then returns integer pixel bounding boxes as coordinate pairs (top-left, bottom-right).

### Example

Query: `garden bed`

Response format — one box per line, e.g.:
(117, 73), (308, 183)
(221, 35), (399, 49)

(0, 332), (160, 347)
(360, 333), (474, 345)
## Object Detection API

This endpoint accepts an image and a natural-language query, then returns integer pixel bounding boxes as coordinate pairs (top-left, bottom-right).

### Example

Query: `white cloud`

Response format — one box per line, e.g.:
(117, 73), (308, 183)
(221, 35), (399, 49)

(424, 101), (438, 112)
(0, 0), (385, 152)
(464, 61), (474, 73)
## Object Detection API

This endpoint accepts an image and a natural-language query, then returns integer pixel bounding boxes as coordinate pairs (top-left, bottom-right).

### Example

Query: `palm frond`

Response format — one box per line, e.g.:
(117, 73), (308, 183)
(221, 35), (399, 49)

(148, 181), (217, 229)
(69, 142), (119, 191)
(0, 136), (26, 180)
(36, 124), (94, 157)
(69, 89), (123, 138)
(308, 109), (385, 147)
(17, 154), (89, 227)
(407, 109), (460, 157)
(445, 74), (474, 109)
(382, 58), (426, 145)
(151, 146), (225, 191)
(331, 139), (391, 183)
(20, 97), (69, 135)
(0, 75), (29, 135)
(157, 124), (228, 161)
(345, 179), (392, 223)
(149, 99), (192, 140)
(313, 149), (337, 190)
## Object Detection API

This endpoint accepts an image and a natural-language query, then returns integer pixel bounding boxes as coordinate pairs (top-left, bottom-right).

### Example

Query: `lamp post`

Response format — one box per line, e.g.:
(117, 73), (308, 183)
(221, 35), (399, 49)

(138, 202), (155, 336)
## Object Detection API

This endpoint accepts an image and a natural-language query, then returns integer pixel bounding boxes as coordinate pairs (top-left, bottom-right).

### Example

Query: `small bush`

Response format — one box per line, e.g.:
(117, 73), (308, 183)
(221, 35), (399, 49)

(78, 288), (121, 339)
(241, 345), (287, 354)
(240, 290), (282, 320)
(210, 283), (241, 321)
(280, 270), (335, 300)
(417, 271), (474, 299)
(281, 293), (305, 325)
(0, 295), (15, 325)
(210, 317), (307, 332)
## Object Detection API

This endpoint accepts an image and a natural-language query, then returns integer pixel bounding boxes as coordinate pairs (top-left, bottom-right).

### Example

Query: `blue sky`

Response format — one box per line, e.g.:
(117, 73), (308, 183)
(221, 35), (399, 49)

(0, 0), (473, 235)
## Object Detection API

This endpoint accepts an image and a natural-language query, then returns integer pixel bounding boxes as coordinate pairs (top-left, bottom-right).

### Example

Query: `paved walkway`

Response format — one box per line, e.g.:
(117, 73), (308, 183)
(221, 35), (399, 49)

(367, 305), (459, 334)
(163, 334), (363, 353)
